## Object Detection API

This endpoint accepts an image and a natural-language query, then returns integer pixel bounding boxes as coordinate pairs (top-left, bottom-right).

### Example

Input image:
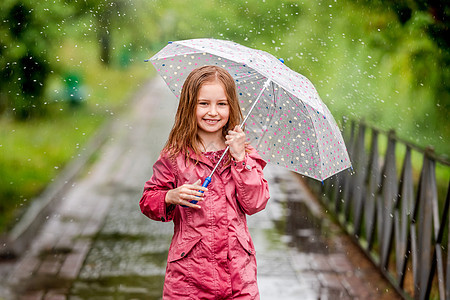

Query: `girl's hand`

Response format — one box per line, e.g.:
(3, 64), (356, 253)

(165, 179), (207, 209)
(225, 125), (246, 162)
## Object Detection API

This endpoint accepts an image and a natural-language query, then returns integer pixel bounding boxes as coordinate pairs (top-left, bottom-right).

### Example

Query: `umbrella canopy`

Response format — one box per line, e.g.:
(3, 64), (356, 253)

(149, 38), (351, 181)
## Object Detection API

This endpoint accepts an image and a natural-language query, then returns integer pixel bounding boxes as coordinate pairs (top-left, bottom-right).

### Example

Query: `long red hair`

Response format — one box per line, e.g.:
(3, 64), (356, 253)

(164, 65), (242, 159)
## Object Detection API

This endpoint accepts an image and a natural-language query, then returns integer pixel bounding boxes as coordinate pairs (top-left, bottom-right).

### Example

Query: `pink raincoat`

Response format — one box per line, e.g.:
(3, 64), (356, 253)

(140, 146), (270, 299)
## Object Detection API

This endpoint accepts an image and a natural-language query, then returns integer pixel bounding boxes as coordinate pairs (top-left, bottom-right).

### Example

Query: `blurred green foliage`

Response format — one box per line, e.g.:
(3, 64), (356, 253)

(141, 0), (449, 156)
(0, 0), (145, 119)
(0, 0), (448, 231)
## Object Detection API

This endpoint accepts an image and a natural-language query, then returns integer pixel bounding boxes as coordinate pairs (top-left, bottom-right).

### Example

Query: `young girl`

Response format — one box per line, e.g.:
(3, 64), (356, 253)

(140, 65), (270, 299)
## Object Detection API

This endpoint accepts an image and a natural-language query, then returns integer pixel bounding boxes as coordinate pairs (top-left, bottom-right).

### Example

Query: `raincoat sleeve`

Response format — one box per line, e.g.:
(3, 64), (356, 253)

(140, 153), (177, 222)
(231, 146), (270, 215)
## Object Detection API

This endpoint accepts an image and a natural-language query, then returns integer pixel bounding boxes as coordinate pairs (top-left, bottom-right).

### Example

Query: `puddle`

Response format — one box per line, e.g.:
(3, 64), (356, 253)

(285, 200), (332, 253)
(38, 246), (73, 258)
(13, 275), (73, 295)
(70, 219), (171, 299)
(69, 275), (165, 299)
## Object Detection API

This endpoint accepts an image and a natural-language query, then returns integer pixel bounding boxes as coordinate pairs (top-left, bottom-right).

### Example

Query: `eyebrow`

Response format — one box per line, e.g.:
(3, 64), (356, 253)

(197, 98), (228, 101)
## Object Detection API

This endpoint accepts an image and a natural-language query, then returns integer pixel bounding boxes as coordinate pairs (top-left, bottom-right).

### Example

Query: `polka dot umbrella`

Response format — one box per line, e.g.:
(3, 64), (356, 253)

(148, 38), (351, 182)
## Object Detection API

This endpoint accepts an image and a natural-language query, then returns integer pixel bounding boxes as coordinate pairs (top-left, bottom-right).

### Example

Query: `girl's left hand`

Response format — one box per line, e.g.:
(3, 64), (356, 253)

(225, 125), (246, 162)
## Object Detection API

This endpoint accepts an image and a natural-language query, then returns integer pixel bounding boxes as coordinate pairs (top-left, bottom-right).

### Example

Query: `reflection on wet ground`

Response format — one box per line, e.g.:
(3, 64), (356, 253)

(69, 188), (172, 300)
(65, 174), (330, 299)
(1, 78), (399, 299)
(61, 167), (348, 300)
(286, 200), (330, 254)
(251, 167), (401, 300)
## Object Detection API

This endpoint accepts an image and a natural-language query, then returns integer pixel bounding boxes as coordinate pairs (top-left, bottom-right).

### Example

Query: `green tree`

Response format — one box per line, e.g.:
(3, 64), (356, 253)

(0, 1), (53, 119)
(0, 0), (138, 120)
(366, 0), (449, 124)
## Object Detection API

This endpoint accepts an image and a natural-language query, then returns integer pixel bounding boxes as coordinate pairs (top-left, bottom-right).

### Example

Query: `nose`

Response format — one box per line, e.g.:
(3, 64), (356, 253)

(208, 104), (218, 116)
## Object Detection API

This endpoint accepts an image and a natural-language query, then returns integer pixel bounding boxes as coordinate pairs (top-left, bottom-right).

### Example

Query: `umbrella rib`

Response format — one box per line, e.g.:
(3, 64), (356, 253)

(254, 80), (276, 149)
(207, 78), (272, 178)
(241, 78), (272, 126)
(148, 38), (352, 182)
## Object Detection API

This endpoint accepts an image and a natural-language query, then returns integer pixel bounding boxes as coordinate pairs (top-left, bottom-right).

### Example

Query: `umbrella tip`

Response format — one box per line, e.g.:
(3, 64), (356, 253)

(279, 58), (285, 64)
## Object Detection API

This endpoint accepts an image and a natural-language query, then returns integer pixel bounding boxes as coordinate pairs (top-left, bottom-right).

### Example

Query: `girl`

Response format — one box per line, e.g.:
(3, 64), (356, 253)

(140, 65), (270, 299)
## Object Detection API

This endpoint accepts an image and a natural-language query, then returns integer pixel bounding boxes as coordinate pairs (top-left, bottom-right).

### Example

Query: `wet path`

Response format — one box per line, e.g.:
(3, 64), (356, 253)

(2, 78), (399, 299)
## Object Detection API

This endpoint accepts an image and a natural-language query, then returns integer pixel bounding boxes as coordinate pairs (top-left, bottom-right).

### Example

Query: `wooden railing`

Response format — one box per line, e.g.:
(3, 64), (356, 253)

(305, 120), (450, 300)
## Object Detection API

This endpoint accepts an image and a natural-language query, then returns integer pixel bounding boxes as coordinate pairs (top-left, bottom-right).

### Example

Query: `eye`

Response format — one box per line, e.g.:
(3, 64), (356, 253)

(218, 101), (229, 106)
(198, 101), (209, 106)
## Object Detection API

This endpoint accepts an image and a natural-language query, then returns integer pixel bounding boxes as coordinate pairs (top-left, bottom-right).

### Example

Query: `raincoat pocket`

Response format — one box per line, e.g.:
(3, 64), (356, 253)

(167, 236), (203, 263)
(229, 235), (258, 296)
(232, 234), (255, 258)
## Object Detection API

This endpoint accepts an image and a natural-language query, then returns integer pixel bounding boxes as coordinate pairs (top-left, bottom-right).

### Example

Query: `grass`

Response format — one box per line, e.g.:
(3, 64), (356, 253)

(0, 109), (101, 230)
(1, 0), (448, 236)
(0, 41), (152, 232)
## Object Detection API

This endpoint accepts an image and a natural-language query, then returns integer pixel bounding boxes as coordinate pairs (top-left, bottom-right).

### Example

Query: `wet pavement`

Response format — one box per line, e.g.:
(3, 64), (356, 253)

(0, 77), (400, 300)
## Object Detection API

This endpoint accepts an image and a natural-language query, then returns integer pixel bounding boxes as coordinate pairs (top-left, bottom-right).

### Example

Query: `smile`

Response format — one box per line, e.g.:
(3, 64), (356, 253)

(203, 119), (221, 124)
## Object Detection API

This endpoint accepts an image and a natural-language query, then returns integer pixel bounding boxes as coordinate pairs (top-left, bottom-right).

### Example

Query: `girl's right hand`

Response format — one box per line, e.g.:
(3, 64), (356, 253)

(165, 179), (207, 209)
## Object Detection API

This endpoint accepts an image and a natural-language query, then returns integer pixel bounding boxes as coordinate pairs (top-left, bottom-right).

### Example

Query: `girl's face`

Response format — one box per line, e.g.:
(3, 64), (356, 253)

(196, 81), (230, 138)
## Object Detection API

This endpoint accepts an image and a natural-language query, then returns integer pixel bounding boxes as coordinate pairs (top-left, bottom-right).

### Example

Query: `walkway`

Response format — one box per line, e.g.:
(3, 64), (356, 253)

(1, 78), (399, 299)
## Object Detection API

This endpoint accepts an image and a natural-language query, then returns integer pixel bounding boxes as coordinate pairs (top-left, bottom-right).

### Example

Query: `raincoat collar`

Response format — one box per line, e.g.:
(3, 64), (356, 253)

(185, 147), (230, 174)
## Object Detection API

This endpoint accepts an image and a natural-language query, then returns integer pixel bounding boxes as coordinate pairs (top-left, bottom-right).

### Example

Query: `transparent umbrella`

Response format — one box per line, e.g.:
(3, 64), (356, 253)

(148, 38), (351, 185)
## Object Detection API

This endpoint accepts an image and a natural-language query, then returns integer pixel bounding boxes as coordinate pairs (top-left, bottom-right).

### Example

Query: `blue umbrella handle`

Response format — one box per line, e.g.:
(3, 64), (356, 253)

(181, 177), (211, 207)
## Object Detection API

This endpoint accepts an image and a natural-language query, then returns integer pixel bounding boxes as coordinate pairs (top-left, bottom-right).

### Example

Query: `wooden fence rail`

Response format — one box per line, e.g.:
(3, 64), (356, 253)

(305, 120), (450, 300)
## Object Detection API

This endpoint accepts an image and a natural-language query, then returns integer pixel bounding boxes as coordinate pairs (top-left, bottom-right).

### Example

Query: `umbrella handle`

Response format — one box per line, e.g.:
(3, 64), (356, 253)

(181, 177), (211, 207)
(180, 79), (272, 208)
